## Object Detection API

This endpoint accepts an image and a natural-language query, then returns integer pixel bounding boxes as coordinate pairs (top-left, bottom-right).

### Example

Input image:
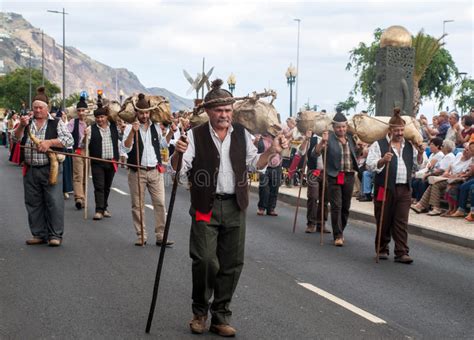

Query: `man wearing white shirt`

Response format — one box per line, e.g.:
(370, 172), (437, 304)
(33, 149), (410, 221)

(171, 79), (288, 337)
(122, 93), (176, 246)
(366, 108), (423, 264)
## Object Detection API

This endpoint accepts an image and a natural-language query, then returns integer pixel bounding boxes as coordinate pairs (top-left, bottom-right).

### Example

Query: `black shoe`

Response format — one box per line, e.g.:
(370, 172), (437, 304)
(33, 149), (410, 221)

(156, 239), (175, 247)
(75, 200), (83, 210)
(359, 194), (372, 202)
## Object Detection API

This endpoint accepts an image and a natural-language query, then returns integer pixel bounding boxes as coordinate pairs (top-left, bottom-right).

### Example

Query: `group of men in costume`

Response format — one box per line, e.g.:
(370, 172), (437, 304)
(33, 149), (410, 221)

(15, 83), (422, 336)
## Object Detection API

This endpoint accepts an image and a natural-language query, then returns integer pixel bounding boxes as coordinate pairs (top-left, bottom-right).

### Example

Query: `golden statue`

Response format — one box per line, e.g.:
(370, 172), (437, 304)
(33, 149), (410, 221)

(380, 25), (412, 48)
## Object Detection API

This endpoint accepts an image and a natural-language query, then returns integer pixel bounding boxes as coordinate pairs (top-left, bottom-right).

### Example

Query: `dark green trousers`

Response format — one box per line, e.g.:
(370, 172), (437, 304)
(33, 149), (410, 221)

(189, 198), (246, 325)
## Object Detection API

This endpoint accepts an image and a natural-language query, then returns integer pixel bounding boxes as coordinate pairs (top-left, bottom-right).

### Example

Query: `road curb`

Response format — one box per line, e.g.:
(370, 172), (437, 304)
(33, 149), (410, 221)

(249, 185), (474, 249)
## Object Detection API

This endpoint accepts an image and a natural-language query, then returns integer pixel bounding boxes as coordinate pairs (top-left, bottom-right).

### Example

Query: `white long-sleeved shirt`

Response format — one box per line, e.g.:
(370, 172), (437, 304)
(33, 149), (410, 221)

(366, 135), (420, 184)
(170, 123), (261, 194)
(121, 122), (168, 167)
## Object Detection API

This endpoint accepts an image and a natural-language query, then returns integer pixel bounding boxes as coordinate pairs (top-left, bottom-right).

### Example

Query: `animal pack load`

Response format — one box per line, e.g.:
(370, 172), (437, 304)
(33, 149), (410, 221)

(296, 111), (335, 135)
(232, 90), (281, 136)
(119, 95), (173, 125)
(350, 114), (423, 145)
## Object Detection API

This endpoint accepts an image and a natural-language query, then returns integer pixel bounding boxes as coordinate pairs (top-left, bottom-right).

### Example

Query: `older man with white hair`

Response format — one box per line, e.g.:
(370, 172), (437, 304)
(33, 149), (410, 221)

(316, 108), (359, 246)
(13, 87), (74, 247)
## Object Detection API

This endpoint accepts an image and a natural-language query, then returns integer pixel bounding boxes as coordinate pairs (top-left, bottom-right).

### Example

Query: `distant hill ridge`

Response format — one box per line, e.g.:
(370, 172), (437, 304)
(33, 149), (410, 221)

(0, 12), (193, 111)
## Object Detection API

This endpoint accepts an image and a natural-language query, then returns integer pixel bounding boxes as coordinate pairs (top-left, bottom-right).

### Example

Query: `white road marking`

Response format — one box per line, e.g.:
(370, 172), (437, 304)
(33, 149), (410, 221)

(145, 204), (154, 210)
(298, 282), (386, 324)
(111, 187), (129, 196)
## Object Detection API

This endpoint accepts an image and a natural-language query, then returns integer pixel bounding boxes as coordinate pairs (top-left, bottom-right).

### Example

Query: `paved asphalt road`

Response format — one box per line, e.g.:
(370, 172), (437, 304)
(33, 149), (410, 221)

(0, 148), (473, 339)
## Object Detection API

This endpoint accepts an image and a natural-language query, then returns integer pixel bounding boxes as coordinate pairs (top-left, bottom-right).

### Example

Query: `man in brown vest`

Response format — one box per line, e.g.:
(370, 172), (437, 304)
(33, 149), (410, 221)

(172, 79), (288, 337)
(366, 108), (424, 264)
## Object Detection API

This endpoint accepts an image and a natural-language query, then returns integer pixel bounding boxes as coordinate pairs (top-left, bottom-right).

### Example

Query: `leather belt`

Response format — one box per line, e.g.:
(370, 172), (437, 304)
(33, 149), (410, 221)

(215, 194), (236, 200)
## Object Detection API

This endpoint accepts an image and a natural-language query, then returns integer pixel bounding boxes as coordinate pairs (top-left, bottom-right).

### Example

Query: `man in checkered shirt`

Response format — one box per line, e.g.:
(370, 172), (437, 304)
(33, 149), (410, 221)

(13, 87), (73, 247)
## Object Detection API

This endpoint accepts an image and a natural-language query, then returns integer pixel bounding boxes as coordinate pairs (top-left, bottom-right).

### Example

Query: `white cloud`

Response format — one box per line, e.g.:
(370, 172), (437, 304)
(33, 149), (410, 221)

(2, 0), (472, 118)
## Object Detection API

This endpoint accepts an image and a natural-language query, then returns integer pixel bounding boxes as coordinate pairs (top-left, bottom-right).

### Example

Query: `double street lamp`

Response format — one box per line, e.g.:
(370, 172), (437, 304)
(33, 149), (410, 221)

(286, 64), (297, 117)
(227, 73), (236, 94)
(47, 8), (68, 110)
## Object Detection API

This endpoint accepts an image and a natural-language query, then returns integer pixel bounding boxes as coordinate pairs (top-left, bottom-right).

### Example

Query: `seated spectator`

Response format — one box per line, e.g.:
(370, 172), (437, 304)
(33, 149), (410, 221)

(447, 163), (474, 218)
(411, 144), (473, 216)
(460, 115), (473, 146)
(422, 111), (450, 140)
(411, 137), (444, 202)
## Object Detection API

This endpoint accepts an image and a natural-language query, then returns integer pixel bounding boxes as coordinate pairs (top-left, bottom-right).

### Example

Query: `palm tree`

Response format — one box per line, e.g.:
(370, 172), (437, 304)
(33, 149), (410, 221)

(412, 30), (445, 114)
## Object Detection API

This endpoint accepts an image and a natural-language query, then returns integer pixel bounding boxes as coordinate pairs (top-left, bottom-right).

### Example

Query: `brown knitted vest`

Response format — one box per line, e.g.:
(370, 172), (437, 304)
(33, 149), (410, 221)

(189, 123), (248, 213)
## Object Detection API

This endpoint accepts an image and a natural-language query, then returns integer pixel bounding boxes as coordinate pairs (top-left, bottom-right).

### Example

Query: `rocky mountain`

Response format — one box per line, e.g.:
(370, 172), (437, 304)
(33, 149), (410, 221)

(0, 12), (193, 111)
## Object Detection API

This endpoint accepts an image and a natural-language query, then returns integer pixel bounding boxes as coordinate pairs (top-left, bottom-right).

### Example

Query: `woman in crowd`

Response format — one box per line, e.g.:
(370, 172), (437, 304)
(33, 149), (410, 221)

(411, 143), (473, 216)
(411, 137), (445, 202)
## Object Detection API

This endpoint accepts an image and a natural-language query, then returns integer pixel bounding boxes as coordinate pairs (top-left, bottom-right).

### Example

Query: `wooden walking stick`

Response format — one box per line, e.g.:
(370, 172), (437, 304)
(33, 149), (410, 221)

(320, 142), (328, 245)
(84, 134), (90, 220)
(375, 165), (390, 263)
(292, 136), (311, 234)
(135, 130), (145, 246)
(146, 144), (184, 333)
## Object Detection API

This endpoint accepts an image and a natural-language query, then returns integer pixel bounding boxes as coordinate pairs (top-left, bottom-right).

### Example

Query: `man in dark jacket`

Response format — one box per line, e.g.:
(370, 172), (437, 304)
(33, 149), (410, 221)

(316, 108), (359, 246)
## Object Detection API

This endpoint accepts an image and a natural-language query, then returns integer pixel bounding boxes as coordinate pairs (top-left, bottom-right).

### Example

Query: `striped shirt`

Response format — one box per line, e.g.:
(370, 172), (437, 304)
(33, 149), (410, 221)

(339, 140), (352, 172)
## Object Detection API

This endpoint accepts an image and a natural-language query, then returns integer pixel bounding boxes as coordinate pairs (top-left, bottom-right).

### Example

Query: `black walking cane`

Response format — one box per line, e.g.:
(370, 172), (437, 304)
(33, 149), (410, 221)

(145, 145), (184, 333)
(375, 165), (390, 263)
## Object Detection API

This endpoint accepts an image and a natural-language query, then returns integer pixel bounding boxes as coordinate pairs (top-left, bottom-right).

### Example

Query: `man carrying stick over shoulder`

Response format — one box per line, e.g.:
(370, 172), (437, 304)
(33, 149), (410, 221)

(366, 108), (424, 264)
(172, 79), (288, 337)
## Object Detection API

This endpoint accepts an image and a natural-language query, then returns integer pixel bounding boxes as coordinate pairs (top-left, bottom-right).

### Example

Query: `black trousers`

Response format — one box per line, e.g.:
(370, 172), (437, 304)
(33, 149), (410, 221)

(90, 161), (115, 213)
(327, 172), (355, 239)
(258, 166), (282, 213)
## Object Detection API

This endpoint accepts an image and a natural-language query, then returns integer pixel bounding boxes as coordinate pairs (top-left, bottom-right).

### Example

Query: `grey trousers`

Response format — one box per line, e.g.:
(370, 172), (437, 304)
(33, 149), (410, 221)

(23, 164), (65, 240)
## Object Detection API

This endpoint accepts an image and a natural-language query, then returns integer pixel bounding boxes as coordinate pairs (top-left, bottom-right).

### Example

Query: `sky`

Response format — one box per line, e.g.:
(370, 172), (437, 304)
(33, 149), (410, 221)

(1, 0), (473, 120)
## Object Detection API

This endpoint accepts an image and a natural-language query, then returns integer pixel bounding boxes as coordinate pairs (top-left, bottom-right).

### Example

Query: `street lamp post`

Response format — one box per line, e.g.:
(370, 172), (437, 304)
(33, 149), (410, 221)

(227, 73), (236, 94)
(442, 19), (454, 42)
(28, 46), (32, 110)
(32, 30), (45, 85)
(286, 64), (297, 117)
(294, 18), (301, 114)
(47, 8), (68, 110)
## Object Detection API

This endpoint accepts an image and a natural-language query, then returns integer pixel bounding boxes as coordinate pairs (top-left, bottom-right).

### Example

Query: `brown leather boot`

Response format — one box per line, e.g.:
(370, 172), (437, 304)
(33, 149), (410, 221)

(189, 315), (207, 334)
(305, 225), (317, 233)
(209, 324), (236, 337)
(25, 237), (47, 245)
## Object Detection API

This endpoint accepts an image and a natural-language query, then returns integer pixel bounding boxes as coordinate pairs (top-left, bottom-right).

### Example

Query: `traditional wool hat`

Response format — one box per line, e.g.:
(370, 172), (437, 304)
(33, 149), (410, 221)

(94, 102), (109, 117)
(135, 93), (150, 110)
(76, 96), (88, 109)
(332, 111), (347, 123)
(32, 86), (49, 105)
(202, 79), (234, 109)
(389, 107), (406, 127)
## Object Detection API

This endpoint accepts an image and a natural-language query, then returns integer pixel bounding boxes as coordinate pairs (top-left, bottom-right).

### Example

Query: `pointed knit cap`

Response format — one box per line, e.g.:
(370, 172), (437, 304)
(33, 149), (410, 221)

(32, 86), (49, 105)
(203, 79), (234, 109)
(136, 93), (150, 110)
(388, 107), (406, 127)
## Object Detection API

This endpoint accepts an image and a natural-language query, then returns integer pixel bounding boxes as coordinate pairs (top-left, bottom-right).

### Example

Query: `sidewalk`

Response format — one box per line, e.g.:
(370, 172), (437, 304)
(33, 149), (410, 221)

(250, 182), (474, 249)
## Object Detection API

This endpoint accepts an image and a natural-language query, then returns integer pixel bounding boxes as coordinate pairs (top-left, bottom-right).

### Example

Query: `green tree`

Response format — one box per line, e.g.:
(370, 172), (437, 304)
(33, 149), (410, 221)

(336, 94), (359, 114)
(65, 92), (82, 108)
(346, 28), (458, 113)
(0, 68), (60, 111)
(455, 76), (474, 115)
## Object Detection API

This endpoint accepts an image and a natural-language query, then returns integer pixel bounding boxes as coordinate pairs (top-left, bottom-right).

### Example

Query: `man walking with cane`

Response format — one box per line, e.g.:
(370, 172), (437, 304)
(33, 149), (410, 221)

(122, 93), (176, 246)
(366, 108), (424, 263)
(319, 108), (359, 246)
(172, 79), (288, 337)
